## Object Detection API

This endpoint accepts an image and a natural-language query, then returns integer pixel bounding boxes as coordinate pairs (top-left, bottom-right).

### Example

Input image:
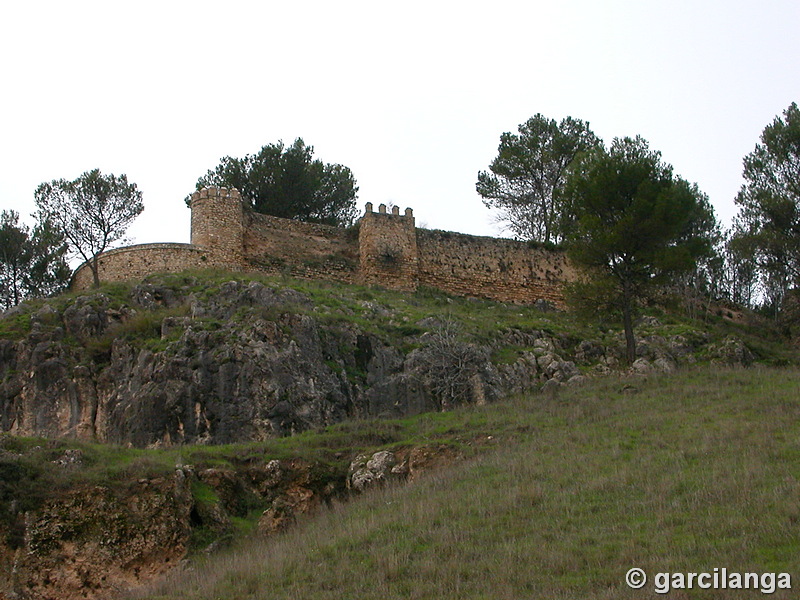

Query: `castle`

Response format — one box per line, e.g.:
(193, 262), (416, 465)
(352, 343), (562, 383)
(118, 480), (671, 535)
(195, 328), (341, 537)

(72, 187), (575, 306)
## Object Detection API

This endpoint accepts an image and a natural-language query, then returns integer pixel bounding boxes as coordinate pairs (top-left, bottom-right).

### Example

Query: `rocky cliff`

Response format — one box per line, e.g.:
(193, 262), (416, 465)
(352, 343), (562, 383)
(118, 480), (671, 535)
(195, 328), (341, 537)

(0, 274), (761, 447)
(0, 433), (470, 600)
(0, 276), (589, 448)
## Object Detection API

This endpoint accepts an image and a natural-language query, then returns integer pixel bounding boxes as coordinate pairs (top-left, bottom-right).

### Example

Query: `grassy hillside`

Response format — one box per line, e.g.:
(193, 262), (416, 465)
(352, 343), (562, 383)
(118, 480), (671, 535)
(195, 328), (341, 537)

(137, 366), (800, 600)
(3, 270), (799, 597)
(1, 268), (794, 368)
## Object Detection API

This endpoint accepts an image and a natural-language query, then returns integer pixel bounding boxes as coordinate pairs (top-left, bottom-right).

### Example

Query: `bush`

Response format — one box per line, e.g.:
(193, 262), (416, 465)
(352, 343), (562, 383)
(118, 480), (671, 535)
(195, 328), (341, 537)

(409, 319), (490, 409)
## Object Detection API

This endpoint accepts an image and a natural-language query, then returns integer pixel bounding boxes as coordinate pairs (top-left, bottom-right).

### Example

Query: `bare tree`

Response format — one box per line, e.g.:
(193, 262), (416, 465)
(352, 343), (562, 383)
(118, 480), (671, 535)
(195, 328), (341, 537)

(412, 319), (489, 409)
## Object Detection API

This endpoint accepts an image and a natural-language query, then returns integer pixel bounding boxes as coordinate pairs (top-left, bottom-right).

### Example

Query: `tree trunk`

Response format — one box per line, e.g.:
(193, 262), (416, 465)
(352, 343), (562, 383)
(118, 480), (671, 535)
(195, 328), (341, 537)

(90, 257), (101, 288)
(621, 284), (636, 365)
(11, 264), (20, 306)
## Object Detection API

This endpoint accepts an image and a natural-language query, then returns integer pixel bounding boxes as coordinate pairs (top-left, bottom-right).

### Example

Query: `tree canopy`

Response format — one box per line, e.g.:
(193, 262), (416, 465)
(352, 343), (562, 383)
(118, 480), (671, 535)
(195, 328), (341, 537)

(563, 136), (717, 363)
(0, 210), (70, 310)
(194, 138), (359, 227)
(35, 169), (144, 288)
(476, 114), (601, 244)
(732, 102), (800, 309)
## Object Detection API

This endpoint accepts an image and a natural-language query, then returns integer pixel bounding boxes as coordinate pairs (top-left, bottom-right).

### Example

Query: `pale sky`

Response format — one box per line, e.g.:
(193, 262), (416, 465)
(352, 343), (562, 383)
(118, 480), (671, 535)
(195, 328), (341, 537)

(1, 0), (798, 251)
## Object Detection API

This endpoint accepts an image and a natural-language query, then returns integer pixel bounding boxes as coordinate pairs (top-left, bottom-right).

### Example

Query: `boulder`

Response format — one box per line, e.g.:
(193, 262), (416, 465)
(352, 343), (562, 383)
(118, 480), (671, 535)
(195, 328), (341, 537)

(348, 450), (403, 492)
(709, 336), (755, 367)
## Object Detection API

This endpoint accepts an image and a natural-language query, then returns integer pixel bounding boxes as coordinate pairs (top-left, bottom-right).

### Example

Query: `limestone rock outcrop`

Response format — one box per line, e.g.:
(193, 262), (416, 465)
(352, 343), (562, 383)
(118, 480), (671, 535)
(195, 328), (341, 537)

(0, 280), (521, 447)
(0, 450), (344, 600)
(0, 279), (758, 448)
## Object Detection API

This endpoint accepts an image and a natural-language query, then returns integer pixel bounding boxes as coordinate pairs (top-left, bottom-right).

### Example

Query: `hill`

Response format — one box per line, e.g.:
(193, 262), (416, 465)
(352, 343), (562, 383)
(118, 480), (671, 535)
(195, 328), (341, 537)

(137, 367), (800, 599)
(0, 270), (797, 598)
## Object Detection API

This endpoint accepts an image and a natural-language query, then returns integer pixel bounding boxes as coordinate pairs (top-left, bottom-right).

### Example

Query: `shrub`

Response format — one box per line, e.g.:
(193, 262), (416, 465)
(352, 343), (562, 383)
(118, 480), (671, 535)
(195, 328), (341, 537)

(409, 319), (490, 409)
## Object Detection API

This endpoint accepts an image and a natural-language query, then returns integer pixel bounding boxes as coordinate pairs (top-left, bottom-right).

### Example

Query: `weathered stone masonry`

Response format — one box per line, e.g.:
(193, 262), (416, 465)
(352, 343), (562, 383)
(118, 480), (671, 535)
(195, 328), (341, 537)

(73, 187), (575, 306)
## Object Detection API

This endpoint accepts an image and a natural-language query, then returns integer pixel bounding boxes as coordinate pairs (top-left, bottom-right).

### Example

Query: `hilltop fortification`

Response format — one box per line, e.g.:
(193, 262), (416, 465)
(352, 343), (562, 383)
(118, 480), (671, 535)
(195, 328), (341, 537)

(72, 187), (575, 306)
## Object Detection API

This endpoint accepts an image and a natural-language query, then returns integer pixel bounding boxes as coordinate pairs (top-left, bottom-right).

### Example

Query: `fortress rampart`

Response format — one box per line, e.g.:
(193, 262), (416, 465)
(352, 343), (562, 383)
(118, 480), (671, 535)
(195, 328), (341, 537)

(70, 243), (208, 290)
(72, 187), (575, 306)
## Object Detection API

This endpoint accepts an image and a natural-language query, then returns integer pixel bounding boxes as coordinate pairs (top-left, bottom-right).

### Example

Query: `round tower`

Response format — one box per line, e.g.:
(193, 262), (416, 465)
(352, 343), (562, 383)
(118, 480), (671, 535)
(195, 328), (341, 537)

(190, 187), (245, 267)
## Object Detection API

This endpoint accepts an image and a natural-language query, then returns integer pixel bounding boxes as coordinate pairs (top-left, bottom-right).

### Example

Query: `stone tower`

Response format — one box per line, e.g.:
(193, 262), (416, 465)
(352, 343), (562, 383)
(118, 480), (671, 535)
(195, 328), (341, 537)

(358, 203), (418, 291)
(190, 187), (245, 267)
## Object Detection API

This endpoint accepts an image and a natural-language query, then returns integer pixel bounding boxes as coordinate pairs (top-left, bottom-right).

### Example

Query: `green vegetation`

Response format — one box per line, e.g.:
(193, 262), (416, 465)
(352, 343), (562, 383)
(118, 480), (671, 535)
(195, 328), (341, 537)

(83, 304), (191, 361)
(0, 309), (32, 340)
(563, 136), (717, 364)
(2, 268), (799, 596)
(132, 366), (800, 599)
(0, 396), (502, 550)
(114, 270), (765, 356)
(0, 267), (794, 371)
(35, 168), (144, 288)
(193, 138), (358, 227)
(0, 209), (70, 310)
(121, 271), (795, 366)
(732, 102), (800, 310)
(476, 113), (601, 245)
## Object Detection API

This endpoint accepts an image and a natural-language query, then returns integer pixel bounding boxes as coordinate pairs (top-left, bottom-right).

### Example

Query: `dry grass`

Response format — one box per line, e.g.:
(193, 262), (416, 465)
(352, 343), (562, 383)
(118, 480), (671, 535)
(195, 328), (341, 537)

(135, 367), (800, 599)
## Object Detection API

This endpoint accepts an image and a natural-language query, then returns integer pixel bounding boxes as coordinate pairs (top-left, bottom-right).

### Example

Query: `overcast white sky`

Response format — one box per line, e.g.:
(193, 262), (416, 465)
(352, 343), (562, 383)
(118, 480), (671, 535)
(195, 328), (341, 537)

(1, 0), (798, 249)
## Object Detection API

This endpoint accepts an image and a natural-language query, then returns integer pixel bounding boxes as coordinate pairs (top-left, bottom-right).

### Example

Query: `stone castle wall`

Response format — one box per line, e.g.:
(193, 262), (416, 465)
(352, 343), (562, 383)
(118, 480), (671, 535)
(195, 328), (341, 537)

(72, 187), (574, 306)
(416, 229), (573, 306)
(71, 243), (208, 290)
(190, 187), (246, 268)
(242, 210), (358, 283)
(358, 203), (418, 292)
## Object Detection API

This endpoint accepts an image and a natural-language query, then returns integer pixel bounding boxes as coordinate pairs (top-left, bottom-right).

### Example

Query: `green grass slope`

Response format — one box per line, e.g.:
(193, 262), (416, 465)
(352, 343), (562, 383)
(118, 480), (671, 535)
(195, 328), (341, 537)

(138, 366), (800, 600)
(3, 268), (793, 367)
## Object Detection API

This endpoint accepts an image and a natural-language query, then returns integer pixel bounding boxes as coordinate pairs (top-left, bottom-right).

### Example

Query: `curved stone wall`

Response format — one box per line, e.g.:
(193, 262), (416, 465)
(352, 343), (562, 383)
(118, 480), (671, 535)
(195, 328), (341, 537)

(71, 243), (208, 289)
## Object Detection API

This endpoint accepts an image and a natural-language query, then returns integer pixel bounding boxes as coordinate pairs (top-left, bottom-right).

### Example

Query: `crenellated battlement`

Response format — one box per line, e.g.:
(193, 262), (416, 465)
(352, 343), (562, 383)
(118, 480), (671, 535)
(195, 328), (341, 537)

(73, 187), (574, 306)
(358, 202), (418, 291)
(189, 186), (242, 203)
(364, 202), (414, 219)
